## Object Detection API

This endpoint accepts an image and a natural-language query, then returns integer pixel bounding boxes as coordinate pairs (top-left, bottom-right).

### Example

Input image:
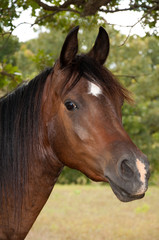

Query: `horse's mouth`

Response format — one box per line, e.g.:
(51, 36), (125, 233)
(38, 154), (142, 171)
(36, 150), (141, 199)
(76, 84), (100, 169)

(106, 177), (145, 202)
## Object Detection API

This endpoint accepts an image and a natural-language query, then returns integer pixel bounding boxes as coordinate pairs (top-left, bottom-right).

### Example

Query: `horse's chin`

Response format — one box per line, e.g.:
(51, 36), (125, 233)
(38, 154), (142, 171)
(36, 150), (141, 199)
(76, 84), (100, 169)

(107, 177), (145, 202)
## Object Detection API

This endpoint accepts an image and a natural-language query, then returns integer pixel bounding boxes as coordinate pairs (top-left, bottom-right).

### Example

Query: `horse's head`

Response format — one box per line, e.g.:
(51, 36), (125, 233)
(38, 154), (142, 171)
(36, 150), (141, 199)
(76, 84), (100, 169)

(44, 26), (150, 202)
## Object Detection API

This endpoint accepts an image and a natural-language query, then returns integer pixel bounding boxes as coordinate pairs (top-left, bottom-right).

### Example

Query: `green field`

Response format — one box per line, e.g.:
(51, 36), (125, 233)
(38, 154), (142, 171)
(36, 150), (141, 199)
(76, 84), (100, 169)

(26, 185), (159, 240)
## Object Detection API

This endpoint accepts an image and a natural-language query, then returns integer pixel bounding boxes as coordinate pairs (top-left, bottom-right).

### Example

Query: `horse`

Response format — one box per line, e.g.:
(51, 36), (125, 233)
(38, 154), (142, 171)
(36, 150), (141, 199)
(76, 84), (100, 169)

(0, 26), (150, 240)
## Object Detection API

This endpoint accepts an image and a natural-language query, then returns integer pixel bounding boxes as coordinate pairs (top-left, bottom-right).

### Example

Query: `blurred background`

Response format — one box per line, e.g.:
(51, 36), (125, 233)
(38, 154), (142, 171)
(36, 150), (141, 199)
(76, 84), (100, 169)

(0, 0), (159, 239)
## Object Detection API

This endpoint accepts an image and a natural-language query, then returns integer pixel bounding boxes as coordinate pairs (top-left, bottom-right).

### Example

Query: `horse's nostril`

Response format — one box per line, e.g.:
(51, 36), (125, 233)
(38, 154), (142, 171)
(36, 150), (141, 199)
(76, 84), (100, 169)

(120, 159), (134, 179)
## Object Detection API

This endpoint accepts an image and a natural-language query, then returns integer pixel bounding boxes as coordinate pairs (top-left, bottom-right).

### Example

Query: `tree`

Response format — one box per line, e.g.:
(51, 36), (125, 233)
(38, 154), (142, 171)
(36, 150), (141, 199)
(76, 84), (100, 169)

(0, 34), (22, 93)
(115, 35), (159, 178)
(0, 0), (159, 36)
(0, 34), (20, 63)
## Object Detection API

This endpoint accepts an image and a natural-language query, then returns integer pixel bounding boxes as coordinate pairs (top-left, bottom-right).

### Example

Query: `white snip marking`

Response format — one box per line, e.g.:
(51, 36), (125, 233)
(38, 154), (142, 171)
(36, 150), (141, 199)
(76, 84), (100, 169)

(88, 82), (102, 97)
(136, 158), (147, 194)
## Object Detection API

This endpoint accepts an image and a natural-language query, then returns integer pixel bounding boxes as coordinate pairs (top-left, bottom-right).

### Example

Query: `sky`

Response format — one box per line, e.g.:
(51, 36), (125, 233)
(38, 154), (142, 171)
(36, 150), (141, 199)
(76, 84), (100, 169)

(13, 7), (147, 42)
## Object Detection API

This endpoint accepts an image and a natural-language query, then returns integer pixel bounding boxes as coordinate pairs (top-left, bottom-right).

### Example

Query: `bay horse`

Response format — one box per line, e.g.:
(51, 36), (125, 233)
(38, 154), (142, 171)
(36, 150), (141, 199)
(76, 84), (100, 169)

(0, 26), (149, 240)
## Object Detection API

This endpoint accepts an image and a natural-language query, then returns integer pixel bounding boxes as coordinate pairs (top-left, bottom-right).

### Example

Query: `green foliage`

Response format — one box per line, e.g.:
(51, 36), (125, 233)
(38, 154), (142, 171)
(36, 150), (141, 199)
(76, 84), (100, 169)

(0, 34), (20, 64)
(15, 44), (37, 79)
(0, 62), (22, 92)
(117, 35), (159, 176)
(58, 167), (91, 185)
(0, 0), (19, 34)
(26, 29), (65, 70)
(0, 34), (22, 93)
(0, 0), (159, 36)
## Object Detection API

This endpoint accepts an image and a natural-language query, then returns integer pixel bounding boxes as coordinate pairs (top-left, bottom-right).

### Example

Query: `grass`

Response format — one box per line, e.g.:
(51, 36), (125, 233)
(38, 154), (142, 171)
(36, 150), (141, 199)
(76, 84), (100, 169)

(26, 184), (159, 240)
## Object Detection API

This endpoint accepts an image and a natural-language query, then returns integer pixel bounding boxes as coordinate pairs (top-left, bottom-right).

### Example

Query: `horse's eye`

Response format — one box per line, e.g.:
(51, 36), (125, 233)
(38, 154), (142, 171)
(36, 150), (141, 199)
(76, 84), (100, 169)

(64, 100), (77, 111)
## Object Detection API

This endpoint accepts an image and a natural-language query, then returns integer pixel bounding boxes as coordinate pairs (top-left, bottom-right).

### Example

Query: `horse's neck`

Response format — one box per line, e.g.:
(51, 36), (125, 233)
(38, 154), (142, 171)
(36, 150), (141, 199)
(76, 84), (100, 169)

(22, 159), (63, 238)
(0, 157), (63, 240)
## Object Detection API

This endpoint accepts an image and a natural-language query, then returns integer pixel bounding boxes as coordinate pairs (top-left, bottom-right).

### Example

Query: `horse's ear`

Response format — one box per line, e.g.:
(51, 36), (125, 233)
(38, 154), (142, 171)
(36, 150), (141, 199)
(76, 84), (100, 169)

(60, 26), (79, 67)
(87, 27), (110, 65)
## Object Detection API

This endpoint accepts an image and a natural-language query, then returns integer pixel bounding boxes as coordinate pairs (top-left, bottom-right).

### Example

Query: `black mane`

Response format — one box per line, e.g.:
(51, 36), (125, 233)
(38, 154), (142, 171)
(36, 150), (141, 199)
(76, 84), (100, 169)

(0, 67), (53, 222)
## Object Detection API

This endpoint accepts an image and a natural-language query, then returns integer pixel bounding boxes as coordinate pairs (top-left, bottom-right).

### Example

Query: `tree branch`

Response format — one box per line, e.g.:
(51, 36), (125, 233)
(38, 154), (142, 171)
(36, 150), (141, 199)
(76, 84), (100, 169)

(1, 0), (158, 41)
(32, 0), (81, 25)
(0, 71), (16, 80)
(115, 74), (137, 79)
(33, 0), (82, 12)
(99, 7), (138, 13)
(32, 8), (80, 26)
(119, 4), (159, 46)
(33, 0), (60, 11)
(0, 22), (31, 50)
(82, 0), (112, 16)
(100, 1), (159, 13)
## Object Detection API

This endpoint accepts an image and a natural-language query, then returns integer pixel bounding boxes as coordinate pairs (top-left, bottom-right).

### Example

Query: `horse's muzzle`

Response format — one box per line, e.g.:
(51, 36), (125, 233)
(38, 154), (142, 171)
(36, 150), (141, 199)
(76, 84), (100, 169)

(107, 176), (145, 202)
(105, 152), (150, 202)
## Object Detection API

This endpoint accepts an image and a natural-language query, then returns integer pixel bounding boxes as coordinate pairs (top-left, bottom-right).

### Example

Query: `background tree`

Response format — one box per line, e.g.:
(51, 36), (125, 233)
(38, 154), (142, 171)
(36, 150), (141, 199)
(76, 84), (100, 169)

(0, 34), (22, 94)
(0, 0), (159, 36)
